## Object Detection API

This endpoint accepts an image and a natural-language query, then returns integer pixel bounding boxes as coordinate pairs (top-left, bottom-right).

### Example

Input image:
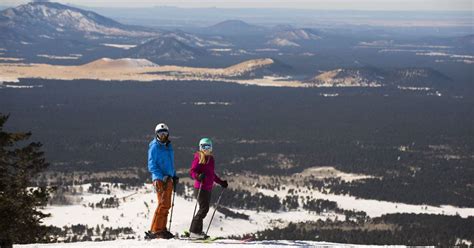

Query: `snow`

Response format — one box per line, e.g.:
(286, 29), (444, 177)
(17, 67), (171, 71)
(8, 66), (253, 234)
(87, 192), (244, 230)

(255, 48), (279, 52)
(37, 54), (81, 60)
(184, 102), (232, 106)
(320, 93), (339, 97)
(397, 86), (431, 91)
(267, 38), (300, 47)
(257, 185), (474, 218)
(38, 179), (474, 246)
(0, 57), (24, 61)
(0, 84), (42, 89)
(101, 44), (137, 50)
(40, 184), (338, 240)
(0, 76), (20, 83)
(209, 48), (232, 52)
(14, 239), (402, 247)
(415, 52), (474, 59)
(295, 166), (373, 182)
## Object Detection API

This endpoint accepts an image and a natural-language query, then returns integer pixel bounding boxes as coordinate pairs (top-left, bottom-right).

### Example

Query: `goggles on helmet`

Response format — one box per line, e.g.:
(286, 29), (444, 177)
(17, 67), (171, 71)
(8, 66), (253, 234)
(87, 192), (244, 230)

(200, 144), (212, 151)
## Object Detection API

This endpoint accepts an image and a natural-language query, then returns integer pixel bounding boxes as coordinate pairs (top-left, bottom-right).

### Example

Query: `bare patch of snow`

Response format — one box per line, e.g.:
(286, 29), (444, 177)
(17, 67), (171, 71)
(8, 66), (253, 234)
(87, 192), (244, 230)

(209, 48), (232, 52)
(295, 166), (373, 182)
(397, 86), (432, 91)
(320, 93), (339, 97)
(267, 38), (300, 47)
(37, 54), (81, 60)
(101, 43), (137, 50)
(0, 57), (24, 62)
(255, 48), (279, 52)
(184, 102), (232, 106)
(1, 84), (42, 89)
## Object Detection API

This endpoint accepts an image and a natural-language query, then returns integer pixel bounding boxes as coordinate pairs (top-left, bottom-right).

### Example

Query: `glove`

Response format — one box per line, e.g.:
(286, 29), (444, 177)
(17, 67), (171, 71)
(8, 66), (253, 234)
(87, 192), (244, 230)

(197, 173), (206, 182)
(162, 175), (170, 183)
(220, 180), (228, 188)
(152, 180), (163, 192)
(172, 176), (179, 189)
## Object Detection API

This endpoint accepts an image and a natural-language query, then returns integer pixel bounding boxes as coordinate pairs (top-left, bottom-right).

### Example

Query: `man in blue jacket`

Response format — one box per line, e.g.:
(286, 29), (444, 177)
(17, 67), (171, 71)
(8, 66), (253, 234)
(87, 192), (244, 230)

(146, 123), (179, 239)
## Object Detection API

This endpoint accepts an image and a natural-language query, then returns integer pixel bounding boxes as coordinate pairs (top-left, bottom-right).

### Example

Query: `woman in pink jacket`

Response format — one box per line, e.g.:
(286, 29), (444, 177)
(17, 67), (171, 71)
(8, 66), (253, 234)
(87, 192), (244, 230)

(189, 138), (228, 238)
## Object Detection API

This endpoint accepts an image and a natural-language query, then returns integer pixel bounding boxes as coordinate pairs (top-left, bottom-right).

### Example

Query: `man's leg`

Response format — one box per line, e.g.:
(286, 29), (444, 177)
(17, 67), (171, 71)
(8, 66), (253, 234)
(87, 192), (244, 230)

(150, 180), (173, 233)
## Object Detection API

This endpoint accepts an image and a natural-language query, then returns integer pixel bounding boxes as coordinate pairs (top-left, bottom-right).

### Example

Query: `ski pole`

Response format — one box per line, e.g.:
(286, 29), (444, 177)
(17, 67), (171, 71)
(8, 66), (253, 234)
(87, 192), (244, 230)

(168, 179), (177, 233)
(205, 188), (225, 236)
(189, 182), (203, 232)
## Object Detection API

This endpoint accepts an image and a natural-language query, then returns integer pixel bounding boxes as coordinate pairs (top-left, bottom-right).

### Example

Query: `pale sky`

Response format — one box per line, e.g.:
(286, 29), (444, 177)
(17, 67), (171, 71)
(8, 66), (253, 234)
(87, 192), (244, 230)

(1, 0), (473, 11)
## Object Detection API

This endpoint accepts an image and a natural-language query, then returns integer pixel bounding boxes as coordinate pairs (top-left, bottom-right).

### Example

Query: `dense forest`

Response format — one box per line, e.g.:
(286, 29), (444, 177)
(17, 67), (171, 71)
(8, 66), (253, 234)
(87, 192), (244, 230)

(2, 79), (473, 208)
(247, 214), (474, 247)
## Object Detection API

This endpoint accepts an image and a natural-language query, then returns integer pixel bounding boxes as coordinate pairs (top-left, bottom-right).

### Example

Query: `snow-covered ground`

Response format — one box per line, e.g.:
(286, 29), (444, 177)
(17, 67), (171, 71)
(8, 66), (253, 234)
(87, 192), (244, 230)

(258, 186), (474, 218)
(15, 239), (406, 248)
(41, 183), (340, 240)
(40, 180), (474, 243)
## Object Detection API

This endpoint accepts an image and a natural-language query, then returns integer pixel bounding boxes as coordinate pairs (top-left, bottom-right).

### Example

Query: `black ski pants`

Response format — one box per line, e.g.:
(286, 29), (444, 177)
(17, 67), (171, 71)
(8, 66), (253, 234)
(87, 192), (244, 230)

(190, 188), (212, 233)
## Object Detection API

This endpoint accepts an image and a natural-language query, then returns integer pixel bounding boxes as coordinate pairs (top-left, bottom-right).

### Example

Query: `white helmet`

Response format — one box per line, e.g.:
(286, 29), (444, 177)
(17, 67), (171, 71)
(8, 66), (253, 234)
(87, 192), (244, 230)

(155, 123), (169, 134)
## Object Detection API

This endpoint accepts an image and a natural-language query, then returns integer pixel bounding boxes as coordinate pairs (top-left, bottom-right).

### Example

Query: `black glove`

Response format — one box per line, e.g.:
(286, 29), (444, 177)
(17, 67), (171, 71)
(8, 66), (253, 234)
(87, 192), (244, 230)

(220, 180), (228, 188)
(162, 175), (170, 183)
(197, 173), (206, 182)
(172, 176), (179, 189)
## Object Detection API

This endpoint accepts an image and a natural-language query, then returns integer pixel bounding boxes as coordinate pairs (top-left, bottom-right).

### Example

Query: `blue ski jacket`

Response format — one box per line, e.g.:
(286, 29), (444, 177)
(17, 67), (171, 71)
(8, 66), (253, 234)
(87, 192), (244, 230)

(148, 139), (176, 181)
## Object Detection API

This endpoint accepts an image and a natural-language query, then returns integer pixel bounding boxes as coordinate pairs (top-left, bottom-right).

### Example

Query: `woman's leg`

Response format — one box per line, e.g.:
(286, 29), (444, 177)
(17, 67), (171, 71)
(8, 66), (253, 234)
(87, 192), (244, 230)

(190, 188), (212, 234)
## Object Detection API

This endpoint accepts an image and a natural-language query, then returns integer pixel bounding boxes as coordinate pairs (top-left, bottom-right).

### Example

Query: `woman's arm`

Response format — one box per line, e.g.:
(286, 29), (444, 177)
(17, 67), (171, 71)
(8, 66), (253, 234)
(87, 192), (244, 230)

(189, 153), (200, 180)
(213, 172), (224, 184)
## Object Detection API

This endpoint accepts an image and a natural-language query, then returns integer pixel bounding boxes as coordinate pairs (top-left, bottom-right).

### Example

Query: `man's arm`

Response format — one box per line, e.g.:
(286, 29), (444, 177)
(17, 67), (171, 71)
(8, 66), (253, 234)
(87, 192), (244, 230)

(148, 143), (163, 181)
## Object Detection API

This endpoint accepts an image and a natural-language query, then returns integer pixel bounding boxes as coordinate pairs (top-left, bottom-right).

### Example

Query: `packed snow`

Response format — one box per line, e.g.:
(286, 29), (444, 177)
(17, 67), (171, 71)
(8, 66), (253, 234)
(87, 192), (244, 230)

(14, 239), (406, 248)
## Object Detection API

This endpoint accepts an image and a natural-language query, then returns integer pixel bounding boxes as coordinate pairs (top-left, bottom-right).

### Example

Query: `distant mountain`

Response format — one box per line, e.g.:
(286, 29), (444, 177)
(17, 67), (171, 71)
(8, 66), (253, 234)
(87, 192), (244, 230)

(389, 68), (451, 88)
(0, 1), (155, 45)
(456, 34), (474, 45)
(161, 31), (232, 48)
(128, 36), (208, 62)
(207, 20), (266, 36)
(271, 26), (321, 41)
(223, 58), (293, 79)
(267, 38), (300, 47)
(267, 25), (321, 47)
(306, 67), (451, 88)
(306, 67), (384, 87)
(267, 25), (322, 47)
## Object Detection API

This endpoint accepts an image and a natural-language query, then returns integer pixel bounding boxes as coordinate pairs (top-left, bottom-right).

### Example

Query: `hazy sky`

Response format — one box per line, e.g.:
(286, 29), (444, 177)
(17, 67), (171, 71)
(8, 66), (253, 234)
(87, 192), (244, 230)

(1, 0), (473, 11)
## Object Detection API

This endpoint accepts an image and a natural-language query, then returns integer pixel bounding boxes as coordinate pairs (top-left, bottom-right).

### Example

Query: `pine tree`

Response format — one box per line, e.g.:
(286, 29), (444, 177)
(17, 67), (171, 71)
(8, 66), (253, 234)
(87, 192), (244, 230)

(0, 114), (51, 246)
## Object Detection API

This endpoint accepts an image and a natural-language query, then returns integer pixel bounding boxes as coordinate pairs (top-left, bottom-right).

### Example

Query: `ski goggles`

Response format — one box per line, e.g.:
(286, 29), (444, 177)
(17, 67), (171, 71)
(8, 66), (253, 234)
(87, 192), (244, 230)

(200, 144), (212, 151)
(156, 130), (169, 137)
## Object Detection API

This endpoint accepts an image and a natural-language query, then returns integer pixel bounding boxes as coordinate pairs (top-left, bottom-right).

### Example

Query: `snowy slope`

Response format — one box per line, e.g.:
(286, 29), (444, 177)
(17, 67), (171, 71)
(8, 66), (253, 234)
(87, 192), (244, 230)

(40, 181), (474, 244)
(14, 239), (406, 248)
(41, 183), (340, 240)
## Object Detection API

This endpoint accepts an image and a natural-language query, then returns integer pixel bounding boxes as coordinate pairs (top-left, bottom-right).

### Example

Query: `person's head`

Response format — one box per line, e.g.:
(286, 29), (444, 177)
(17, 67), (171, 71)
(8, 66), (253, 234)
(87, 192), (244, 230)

(199, 138), (213, 155)
(155, 123), (169, 143)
